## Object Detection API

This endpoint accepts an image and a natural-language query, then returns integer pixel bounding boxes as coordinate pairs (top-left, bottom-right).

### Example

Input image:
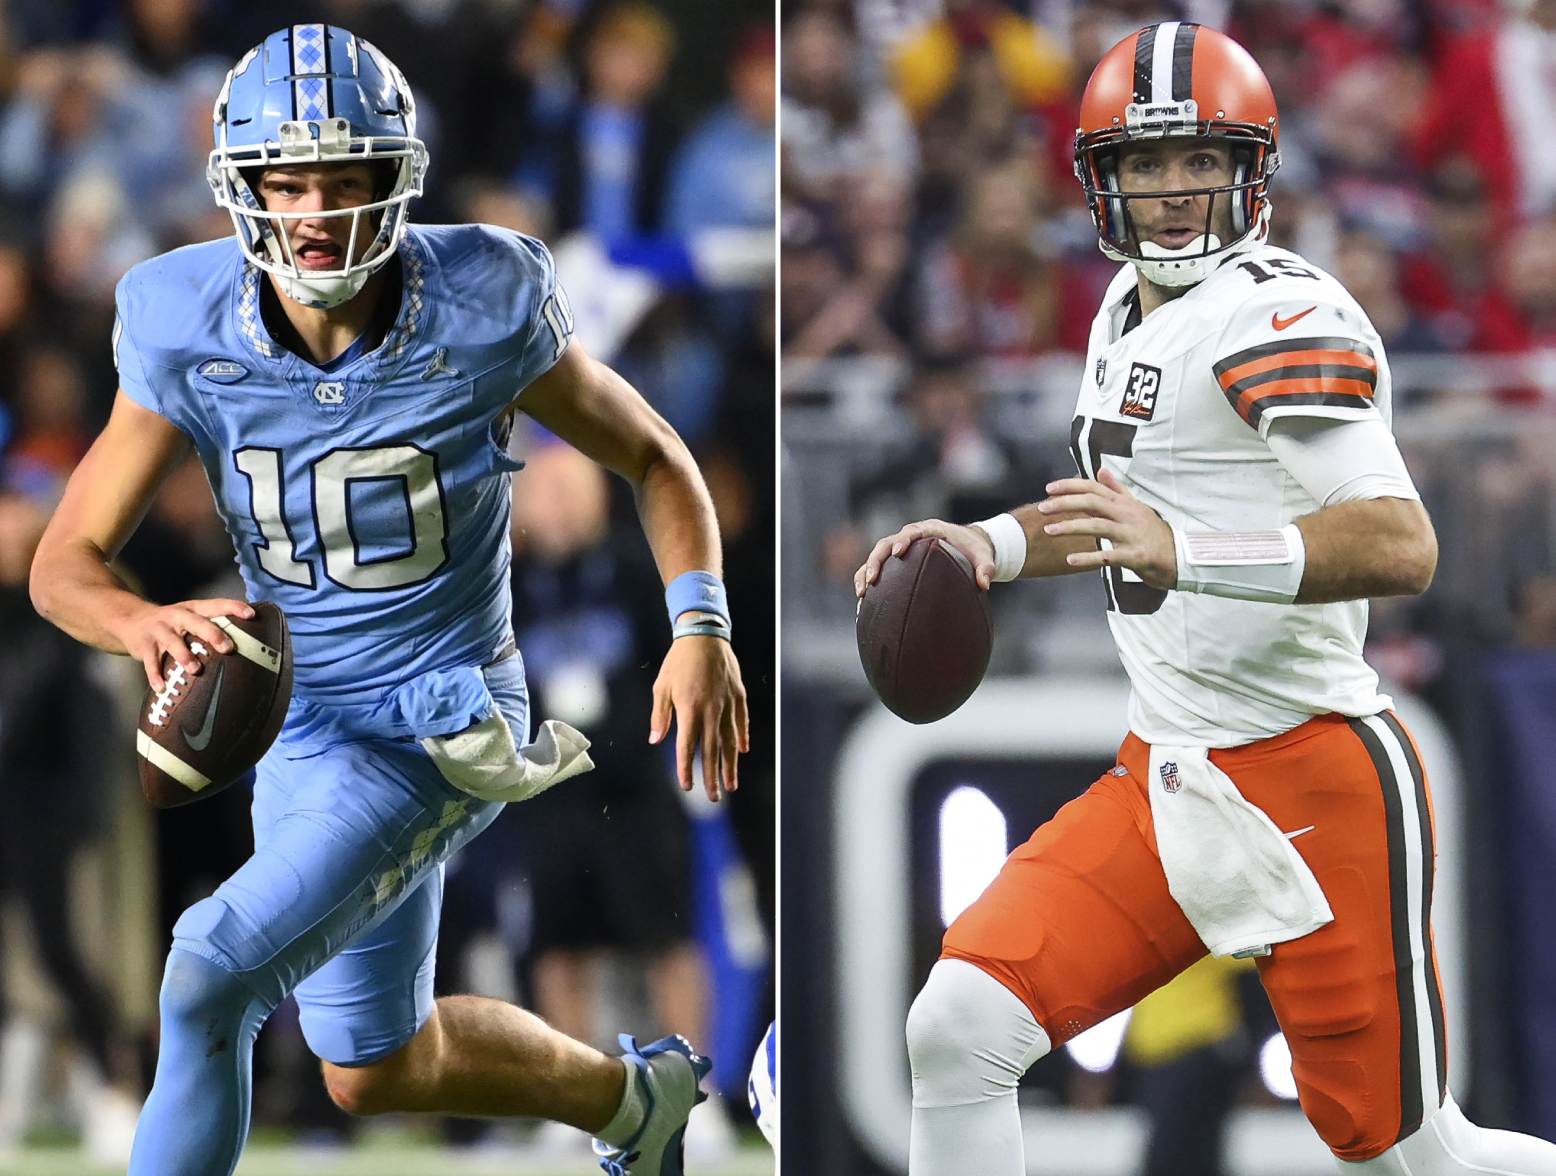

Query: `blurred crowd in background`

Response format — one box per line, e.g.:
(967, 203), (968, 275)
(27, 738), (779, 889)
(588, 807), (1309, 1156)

(0, 0), (774, 1163)
(781, 0), (1556, 682)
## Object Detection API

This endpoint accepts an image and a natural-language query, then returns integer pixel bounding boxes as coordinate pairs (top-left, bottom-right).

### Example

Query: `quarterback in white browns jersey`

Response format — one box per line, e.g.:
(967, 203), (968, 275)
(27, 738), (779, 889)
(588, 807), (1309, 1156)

(857, 21), (1556, 1176)
(1078, 243), (1394, 745)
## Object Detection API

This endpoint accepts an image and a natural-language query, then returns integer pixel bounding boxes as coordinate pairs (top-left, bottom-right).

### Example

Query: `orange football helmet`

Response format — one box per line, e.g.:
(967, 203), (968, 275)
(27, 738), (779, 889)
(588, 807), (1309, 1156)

(1074, 22), (1279, 286)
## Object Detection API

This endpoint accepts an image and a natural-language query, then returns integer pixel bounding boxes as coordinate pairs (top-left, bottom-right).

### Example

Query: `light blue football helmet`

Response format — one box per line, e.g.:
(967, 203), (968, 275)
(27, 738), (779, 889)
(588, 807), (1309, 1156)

(207, 24), (428, 308)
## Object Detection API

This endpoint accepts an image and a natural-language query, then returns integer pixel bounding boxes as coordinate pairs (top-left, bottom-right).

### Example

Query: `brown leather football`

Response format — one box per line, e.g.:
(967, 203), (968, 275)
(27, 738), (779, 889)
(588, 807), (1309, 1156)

(135, 602), (293, 808)
(856, 538), (993, 724)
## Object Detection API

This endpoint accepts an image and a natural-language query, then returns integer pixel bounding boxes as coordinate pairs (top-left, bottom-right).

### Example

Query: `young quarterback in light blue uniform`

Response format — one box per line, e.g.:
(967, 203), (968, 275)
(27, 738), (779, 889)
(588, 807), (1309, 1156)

(30, 25), (749, 1176)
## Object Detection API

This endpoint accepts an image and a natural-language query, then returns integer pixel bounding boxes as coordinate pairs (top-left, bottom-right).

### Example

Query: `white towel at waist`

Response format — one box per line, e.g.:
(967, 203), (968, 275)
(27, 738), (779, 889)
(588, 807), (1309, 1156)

(1146, 745), (1332, 958)
(421, 714), (594, 804)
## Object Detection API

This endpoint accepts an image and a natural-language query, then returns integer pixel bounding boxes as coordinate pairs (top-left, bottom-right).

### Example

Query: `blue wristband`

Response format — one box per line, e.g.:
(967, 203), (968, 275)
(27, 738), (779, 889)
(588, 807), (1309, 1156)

(666, 570), (730, 628)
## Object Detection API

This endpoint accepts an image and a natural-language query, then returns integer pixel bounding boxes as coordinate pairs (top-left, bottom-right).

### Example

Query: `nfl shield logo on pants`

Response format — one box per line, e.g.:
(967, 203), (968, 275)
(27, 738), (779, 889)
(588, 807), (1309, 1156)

(1159, 761), (1181, 793)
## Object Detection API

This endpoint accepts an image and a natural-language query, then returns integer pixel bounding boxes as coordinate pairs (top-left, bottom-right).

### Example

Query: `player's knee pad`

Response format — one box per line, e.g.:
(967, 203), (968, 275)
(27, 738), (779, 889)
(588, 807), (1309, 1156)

(157, 946), (265, 1032)
(172, 891), (294, 1007)
(906, 958), (1051, 1108)
(1338, 1094), (1556, 1174)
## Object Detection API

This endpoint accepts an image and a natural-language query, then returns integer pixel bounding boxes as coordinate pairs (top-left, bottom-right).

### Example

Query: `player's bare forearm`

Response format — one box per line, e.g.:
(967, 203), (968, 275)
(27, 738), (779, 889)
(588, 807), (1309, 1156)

(516, 339), (743, 799)
(634, 444), (721, 583)
(30, 390), (187, 651)
(1007, 504), (1099, 579)
(1292, 497), (1437, 604)
(31, 390), (253, 686)
(31, 537), (151, 654)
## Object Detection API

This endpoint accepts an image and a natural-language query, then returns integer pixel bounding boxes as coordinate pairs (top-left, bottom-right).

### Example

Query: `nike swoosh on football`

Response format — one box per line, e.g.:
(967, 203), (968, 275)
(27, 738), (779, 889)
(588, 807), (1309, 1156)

(1272, 306), (1317, 331)
(182, 661), (225, 752)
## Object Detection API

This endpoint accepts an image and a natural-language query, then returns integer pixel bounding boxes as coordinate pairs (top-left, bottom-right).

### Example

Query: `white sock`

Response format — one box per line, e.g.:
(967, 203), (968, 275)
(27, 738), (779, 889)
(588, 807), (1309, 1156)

(596, 1058), (646, 1146)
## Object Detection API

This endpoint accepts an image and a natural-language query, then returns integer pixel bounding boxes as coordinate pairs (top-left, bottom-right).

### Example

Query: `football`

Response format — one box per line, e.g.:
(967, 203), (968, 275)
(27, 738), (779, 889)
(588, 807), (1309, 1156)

(856, 537), (993, 723)
(135, 602), (293, 809)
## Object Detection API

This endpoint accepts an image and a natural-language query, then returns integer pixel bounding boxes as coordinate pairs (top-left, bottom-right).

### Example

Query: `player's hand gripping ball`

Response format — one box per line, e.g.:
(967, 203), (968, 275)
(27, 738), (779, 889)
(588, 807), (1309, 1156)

(856, 538), (992, 723)
(135, 603), (293, 808)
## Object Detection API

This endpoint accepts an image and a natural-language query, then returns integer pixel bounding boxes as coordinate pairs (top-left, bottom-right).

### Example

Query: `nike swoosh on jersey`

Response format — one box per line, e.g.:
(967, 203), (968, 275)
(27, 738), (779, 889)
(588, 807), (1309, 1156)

(1213, 335), (1379, 428)
(1271, 306), (1317, 331)
(1284, 824), (1317, 840)
(182, 661), (225, 752)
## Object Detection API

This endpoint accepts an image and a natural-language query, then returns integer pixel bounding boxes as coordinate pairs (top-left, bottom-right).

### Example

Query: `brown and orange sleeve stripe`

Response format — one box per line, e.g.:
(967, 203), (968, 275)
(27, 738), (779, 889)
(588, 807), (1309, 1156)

(1212, 336), (1378, 429)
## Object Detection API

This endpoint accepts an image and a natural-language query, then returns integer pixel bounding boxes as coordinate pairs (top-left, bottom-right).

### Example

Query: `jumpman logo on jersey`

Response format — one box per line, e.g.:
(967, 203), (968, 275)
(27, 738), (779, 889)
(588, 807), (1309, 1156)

(422, 346), (461, 380)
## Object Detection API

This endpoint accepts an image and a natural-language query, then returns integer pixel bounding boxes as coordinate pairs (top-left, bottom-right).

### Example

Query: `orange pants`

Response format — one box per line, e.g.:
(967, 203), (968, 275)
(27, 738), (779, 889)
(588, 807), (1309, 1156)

(942, 711), (1448, 1161)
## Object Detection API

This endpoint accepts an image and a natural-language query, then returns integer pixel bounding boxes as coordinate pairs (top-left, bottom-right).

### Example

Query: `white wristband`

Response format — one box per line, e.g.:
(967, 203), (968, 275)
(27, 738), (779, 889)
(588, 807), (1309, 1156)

(1172, 523), (1307, 604)
(971, 513), (1027, 583)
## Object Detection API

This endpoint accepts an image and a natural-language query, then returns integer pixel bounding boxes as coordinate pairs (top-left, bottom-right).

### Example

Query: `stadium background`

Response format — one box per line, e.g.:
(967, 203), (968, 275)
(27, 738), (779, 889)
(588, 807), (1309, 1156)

(0, 1), (774, 1173)
(781, 0), (1556, 1173)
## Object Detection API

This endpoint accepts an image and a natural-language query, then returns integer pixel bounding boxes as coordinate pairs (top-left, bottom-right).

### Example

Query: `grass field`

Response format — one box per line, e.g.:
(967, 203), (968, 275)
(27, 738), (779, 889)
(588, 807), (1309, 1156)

(0, 1134), (774, 1175)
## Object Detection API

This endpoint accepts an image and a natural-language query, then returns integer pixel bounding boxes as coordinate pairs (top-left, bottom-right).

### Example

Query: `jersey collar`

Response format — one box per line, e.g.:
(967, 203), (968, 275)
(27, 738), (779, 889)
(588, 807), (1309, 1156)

(232, 230), (429, 371)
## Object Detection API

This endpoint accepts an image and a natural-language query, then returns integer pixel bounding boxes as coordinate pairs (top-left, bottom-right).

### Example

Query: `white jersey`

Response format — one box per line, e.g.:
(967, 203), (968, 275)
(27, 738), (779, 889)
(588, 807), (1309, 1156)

(1073, 244), (1393, 746)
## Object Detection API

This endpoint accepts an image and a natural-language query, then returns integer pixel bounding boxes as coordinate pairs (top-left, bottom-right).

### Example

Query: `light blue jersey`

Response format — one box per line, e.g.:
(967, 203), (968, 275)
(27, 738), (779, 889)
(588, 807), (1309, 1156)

(113, 223), (574, 738)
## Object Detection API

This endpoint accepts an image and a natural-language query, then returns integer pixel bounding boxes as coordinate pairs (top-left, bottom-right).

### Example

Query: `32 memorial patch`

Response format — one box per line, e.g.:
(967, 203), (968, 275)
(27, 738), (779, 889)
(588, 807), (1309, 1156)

(1122, 362), (1161, 421)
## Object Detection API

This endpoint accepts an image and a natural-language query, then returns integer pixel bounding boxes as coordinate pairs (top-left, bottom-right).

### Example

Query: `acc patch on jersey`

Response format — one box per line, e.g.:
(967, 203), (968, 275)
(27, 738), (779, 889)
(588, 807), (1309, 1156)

(1122, 362), (1161, 421)
(196, 358), (249, 383)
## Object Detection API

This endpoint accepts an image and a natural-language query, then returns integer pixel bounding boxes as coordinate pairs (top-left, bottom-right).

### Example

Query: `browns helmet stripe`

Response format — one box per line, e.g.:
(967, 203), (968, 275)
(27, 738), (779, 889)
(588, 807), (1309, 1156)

(1132, 25), (1158, 105)
(1150, 22), (1177, 103)
(1130, 23), (1204, 107)
(1171, 23), (1199, 102)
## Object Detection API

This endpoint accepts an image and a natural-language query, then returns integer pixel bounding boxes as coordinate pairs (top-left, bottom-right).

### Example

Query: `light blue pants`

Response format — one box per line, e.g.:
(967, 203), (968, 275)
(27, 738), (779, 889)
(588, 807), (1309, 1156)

(127, 656), (523, 1175)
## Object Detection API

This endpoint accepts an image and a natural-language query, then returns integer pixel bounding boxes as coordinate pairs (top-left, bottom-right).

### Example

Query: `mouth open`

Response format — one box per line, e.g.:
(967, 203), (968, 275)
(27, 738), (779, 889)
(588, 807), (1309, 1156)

(1154, 227), (1202, 248)
(295, 240), (344, 270)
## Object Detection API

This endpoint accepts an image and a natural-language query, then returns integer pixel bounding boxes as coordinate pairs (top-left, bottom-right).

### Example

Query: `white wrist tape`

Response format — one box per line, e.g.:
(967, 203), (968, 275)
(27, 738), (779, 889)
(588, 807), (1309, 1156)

(971, 513), (1027, 583)
(1172, 523), (1307, 604)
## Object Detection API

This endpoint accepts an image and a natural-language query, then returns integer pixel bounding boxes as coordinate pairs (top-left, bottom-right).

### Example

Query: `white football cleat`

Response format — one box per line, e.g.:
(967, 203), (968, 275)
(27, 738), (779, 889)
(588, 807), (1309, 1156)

(591, 1034), (711, 1176)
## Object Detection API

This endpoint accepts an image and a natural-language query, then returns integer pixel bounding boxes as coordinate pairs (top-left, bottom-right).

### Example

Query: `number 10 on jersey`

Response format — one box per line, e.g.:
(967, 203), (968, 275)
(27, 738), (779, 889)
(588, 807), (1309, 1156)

(233, 445), (449, 591)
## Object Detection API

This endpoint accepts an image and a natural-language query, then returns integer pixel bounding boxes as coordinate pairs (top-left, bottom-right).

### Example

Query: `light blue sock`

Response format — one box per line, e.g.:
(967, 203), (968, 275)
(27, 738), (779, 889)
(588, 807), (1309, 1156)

(128, 947), (274, 1176)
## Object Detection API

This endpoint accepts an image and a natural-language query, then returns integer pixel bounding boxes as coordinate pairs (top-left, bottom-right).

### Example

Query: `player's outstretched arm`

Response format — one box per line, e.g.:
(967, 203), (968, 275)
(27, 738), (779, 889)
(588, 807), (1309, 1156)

(29, 390), (253, 690)
(513, 342), (748, 802)
(853, 509), (1094, 597)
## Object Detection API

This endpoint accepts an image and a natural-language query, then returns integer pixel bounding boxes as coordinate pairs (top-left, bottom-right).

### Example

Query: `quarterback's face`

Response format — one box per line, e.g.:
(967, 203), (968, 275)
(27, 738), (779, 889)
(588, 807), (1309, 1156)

(1116, 140), (1236, 250)
(255, 163), (380, 271)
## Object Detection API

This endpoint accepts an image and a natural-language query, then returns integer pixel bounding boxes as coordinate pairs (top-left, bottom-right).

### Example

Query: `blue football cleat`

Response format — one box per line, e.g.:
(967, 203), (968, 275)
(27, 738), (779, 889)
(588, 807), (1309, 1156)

(593, 1034), (712, 1176)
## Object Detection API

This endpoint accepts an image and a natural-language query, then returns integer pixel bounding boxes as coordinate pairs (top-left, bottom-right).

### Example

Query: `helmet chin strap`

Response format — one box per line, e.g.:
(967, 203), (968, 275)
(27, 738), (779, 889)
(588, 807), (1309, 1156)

(1135, 233), (1226, 288)
(259, 223), (387, 309)
(1101, 207), (1271, 290)
(272, 267), (373, 309)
